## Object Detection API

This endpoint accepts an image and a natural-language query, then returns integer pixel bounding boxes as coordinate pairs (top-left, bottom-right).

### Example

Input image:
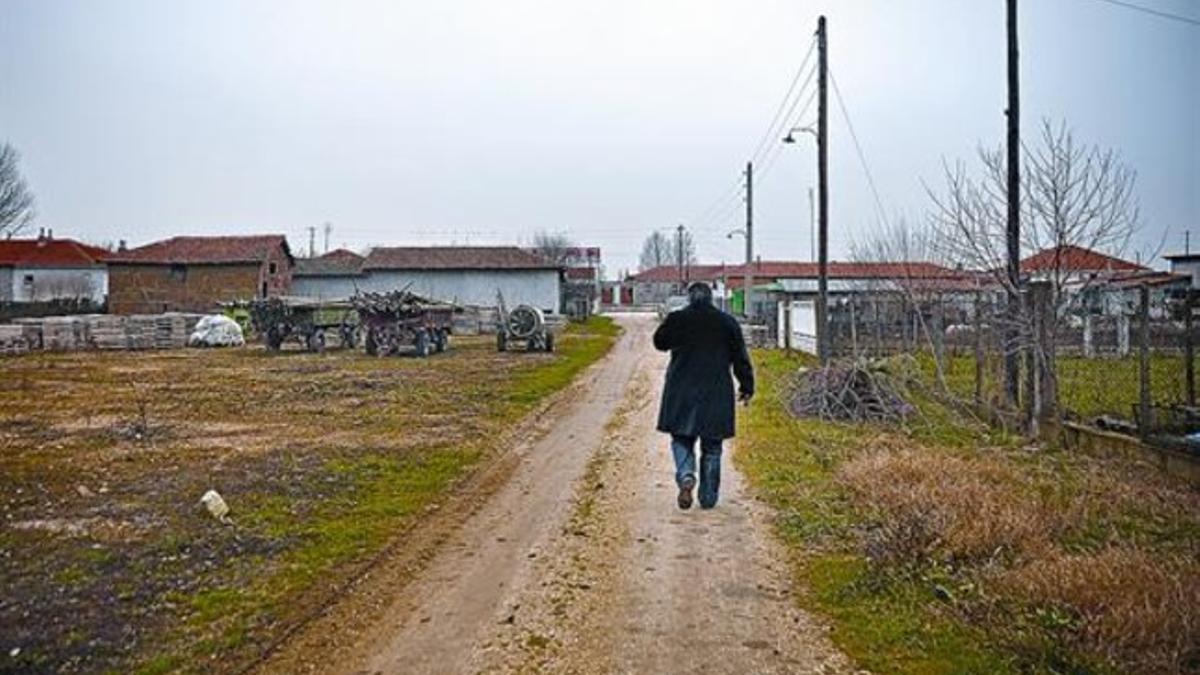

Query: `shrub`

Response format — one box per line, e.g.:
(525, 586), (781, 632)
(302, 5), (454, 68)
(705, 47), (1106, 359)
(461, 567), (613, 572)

(998, 548), (1200, 674)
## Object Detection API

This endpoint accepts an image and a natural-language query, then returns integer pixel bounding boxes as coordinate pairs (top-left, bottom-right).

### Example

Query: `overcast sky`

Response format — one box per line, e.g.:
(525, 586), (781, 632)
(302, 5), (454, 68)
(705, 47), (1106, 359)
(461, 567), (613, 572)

(1, 0), (1196, 275)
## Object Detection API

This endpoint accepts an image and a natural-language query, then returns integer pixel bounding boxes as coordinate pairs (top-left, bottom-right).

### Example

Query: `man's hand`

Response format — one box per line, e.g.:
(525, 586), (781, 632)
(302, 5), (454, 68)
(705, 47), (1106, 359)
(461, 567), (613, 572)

(738, 390), (753, 405)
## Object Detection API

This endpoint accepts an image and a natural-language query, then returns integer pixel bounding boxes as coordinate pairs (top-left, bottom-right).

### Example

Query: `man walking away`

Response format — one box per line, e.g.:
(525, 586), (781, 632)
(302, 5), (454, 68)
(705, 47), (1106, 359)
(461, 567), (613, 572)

(653, 282), (754, 510)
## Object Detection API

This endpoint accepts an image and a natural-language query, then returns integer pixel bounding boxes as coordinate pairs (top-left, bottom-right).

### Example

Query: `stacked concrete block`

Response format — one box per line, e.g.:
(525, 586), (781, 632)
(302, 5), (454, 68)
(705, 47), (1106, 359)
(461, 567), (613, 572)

(42, 317), (85, 351)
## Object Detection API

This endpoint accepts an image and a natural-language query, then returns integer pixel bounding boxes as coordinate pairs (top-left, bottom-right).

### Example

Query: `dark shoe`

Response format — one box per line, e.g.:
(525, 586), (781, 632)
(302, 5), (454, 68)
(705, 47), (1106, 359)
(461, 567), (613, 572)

(677, 475), (696, 510)
(698, 497), (718, 510)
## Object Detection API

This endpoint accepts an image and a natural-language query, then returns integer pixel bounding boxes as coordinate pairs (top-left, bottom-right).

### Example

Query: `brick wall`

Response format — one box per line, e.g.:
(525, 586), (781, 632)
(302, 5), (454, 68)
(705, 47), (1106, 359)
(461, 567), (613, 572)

(108, 263), (263, 314)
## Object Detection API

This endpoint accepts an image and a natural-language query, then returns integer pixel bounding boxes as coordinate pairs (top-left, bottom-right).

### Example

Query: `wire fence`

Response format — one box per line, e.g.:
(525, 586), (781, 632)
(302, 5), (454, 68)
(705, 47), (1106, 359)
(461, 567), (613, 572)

(771, 283), (1198, 449)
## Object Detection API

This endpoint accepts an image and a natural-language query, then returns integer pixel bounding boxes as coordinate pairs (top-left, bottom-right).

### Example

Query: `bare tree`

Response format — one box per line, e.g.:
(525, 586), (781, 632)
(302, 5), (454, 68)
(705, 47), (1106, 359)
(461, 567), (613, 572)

(0, 143), (36, 238)
(926, 120), (1141, 422)
(531, 230), (576, 266)
(928, 120), (1139, 309)
(851, 217), (958, 388)
(638, 230), (696, 271)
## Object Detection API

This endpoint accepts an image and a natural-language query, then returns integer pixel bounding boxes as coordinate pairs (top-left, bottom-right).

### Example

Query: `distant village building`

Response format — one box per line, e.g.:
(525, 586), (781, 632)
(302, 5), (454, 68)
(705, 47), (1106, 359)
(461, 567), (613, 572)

(291, 249), (365, 299)
(106, 235), (293, 314)
(0, 230), (109, 305)
(1164, 252), (1200, 289)
(553, 247), (602, 317)
(292, 246), (563, 314)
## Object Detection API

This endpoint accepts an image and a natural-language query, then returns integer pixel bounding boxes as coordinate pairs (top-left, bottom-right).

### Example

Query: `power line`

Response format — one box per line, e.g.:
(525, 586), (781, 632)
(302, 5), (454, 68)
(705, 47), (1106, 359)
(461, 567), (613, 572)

(685, 37), (819, 237)
(1082, 0), (1200, 26)
(755, 86), (819, 184)
(747, 38), (818, 167)
(829, 68), (890, 230)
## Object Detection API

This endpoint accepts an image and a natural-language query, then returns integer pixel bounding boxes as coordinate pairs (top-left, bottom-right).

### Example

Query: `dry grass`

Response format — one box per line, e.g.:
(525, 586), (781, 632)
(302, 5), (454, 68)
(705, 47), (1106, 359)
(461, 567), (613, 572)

(837, 445), (1062, 565)
(0, 318), (619, 674)
(741, 350), (1200, 674)
(999, 548), (1200, 673)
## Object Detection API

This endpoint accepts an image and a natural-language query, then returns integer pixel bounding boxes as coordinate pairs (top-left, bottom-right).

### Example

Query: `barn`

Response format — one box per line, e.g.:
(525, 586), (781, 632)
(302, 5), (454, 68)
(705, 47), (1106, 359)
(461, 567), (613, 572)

(292, 246), (563, 314)
(106, 235), (293, 314)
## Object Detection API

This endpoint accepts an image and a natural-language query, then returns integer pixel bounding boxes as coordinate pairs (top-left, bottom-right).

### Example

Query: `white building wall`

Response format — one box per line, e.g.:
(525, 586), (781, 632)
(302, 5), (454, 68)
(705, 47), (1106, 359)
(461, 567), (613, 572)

(10, 266), (108, 303)
(292, 269), (562, 313)
(0, 268), (12, 302)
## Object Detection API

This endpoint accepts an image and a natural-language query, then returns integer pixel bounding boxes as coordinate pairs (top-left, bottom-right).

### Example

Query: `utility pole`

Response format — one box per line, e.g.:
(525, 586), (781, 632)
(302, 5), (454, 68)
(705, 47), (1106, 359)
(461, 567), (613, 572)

(676, 224), (686, 291)
(323, 221), (332, 254)
(808, 186), (816, 263)
(307, 225), (317, 259)
(744, 161), (754, 320)
(1004, 0), (1022, 406)
(816, 15), (830, 365)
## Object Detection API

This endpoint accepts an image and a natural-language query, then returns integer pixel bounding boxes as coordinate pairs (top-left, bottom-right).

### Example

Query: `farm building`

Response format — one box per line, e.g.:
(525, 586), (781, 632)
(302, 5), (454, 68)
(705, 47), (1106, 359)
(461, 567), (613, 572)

(291, 249), (366, 300)
(0, 230), (109, 305)
(106, 235), (293, 314)
(292, 246), (563, 314)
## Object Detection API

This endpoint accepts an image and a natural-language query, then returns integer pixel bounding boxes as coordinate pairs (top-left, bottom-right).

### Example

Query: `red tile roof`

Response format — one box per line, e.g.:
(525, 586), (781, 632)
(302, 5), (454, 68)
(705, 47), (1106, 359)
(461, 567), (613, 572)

(295, 249), (366, 276)
(363, 246), (561, 271)
(625, 264), (728, 283)
(108, 235), (291, 265)
(627, 261), (963, 283)
(0, 238), (109, 267)
(1019, 245), (1144, 273)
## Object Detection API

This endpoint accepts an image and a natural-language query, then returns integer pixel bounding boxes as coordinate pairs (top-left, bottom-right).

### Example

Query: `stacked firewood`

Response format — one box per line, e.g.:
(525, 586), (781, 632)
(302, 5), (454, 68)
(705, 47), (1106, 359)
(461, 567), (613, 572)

(351, 290), (440, 319)
(789, 360), (915, 423)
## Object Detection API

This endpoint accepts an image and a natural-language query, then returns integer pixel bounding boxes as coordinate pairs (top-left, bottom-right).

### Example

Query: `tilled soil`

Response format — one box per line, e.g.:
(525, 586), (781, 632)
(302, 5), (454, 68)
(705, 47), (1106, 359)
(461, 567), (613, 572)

(259, 313), (851, 674)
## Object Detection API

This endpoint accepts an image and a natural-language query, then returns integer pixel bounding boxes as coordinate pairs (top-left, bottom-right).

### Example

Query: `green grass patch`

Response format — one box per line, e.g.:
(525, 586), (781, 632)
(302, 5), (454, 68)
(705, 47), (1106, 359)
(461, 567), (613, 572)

(737, 349), (1198, 674)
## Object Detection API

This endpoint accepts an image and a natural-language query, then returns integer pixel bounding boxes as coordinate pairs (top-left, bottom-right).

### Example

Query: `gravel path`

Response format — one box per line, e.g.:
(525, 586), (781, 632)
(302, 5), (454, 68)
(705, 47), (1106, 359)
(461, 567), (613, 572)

(258, 313), (851, 675)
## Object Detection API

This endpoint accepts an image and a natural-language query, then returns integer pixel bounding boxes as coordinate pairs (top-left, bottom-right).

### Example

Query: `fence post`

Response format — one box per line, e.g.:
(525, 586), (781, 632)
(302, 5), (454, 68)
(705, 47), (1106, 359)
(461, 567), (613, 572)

(1186, 289), (1195, 407)
(1033, 281), (1056, 420)
(1138, 284), (1151, 438)
(848, 295), (858, 358)
(1083, 313), (1094, 358)
(784, 300), (793, 353)
(932, 293), (945, 374)
(974, 291), (984, 407)
(1118, 313), (1131, 357)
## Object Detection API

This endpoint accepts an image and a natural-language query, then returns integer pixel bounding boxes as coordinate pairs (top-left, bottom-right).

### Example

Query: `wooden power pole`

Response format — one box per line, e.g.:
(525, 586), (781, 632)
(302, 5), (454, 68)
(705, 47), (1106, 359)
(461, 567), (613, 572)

(744, 161), (754, 320)
(676, 224), (686, 291)
(1004, 0), (1022, 406)
(816, 15), (830, 365)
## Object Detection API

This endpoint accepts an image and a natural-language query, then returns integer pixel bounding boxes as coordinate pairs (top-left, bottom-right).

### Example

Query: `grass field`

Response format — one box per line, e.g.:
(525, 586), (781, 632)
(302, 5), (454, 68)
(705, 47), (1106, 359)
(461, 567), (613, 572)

(737, 350), (1199, 674)
(0, 317), (619, 674)
(920, 349), (1194, 420)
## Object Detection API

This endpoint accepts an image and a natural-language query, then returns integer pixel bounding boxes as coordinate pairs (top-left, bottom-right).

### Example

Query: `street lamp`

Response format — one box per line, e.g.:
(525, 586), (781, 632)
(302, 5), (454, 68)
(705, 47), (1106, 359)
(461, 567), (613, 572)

(727, 229), (751, 318)
(782, 122), (829, 362)
(782, 125), (817, 144)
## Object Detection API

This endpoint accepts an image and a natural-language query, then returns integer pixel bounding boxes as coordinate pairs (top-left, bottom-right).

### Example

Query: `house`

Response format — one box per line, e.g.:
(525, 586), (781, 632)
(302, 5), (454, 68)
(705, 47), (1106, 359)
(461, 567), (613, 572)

(106, 235), (293, 314)
(1164, 252), (1200, 289)
(622, 264), (729, 306)
(1019, 244), (1146, 287)
(555, 247), (602, 317)
(291, 249), (366, 300)
(291, 246), (563, 314)
(0, 229), (109, 305)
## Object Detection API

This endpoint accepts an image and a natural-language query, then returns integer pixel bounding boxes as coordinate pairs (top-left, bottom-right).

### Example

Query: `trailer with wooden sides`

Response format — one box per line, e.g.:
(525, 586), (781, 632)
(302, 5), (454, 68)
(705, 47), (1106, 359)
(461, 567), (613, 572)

(246, 297), (358, 352)
(353, 290), (456, 358)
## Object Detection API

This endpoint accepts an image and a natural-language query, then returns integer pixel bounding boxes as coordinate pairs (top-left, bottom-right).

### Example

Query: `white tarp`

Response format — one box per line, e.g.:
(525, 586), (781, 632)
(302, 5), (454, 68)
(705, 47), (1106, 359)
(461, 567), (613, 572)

(188, 315), (245, 348)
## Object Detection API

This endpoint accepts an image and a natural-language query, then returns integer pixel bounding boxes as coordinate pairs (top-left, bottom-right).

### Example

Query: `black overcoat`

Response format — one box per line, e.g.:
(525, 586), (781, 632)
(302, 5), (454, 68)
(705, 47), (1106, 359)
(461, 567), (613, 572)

(653, 301), (755, 440)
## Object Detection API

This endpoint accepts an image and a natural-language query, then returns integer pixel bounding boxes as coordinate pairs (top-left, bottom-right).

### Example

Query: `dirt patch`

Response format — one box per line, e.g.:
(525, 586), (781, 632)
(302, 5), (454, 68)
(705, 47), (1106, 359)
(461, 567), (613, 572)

(0, 325), (618, 674)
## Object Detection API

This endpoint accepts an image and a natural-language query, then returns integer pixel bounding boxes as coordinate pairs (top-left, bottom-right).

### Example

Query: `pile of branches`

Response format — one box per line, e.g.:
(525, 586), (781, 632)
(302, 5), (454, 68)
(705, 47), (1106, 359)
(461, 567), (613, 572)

(789, 360), (915, 423)
(351, 289), (438, 319)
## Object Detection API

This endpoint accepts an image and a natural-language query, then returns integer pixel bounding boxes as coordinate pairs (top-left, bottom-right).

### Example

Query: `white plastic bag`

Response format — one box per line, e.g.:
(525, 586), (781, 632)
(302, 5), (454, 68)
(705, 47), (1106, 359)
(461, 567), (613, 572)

(200, 489), (231, 523)
(188, 315), (245, 348)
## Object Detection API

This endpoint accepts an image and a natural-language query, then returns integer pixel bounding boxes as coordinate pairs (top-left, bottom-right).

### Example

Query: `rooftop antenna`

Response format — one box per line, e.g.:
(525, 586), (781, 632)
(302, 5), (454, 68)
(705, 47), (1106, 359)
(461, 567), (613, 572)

(323, 222), (332, 253)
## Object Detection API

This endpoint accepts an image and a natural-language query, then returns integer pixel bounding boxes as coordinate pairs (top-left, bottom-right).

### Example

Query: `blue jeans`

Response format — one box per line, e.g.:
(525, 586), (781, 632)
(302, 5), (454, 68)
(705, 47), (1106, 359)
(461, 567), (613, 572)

(670, 434), (723, 508)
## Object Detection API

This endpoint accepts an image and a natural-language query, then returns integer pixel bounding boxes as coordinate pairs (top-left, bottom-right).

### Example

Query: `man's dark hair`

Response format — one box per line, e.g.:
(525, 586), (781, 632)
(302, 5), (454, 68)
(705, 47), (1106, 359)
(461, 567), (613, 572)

(687, 281), (713, 306)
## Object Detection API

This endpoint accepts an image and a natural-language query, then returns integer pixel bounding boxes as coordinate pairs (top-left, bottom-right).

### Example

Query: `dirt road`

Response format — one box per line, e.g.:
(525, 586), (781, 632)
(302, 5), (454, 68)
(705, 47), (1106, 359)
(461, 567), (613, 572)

(259, 313), (849, 674)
